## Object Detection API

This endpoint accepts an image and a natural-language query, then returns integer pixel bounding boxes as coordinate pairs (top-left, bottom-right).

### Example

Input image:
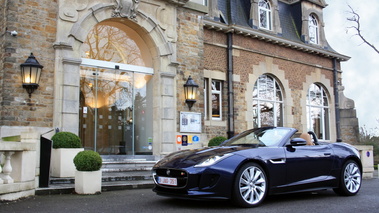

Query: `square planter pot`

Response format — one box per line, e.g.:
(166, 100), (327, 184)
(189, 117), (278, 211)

(75, 170), (102, 194)
(50, 148), (84, 177)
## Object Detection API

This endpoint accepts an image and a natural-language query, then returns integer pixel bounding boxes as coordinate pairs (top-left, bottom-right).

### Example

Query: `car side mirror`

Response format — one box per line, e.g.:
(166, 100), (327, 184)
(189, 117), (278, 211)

(289, 138), (307, 146)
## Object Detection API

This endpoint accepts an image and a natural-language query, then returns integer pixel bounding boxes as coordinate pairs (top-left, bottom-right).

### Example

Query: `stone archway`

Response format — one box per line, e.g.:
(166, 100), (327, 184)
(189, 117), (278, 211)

(53, 1), (178, 156)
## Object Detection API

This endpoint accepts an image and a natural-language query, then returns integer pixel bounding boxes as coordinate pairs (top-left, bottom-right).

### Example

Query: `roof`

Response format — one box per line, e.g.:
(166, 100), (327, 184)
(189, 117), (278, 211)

(204, 0), (349, 61)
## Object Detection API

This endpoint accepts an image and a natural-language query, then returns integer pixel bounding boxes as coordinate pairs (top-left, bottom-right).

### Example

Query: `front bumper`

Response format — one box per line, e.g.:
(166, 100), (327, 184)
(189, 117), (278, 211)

(152, 167), (232, 200)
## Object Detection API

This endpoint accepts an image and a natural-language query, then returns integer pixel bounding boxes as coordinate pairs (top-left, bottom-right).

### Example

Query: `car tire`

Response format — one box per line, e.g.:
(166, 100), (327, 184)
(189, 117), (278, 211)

(333, 160), (362, 196)
(232, 162), (268, 207)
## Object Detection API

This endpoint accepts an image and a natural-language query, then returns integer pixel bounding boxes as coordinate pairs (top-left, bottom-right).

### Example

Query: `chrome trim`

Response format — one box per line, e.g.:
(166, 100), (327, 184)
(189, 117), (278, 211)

(269, 159), (286, 164)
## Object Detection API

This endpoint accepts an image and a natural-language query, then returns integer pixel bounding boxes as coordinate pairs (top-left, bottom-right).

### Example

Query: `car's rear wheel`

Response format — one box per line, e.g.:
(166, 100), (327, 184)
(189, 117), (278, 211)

(232, 163), (268, 207)
(333, 160), (361, 196)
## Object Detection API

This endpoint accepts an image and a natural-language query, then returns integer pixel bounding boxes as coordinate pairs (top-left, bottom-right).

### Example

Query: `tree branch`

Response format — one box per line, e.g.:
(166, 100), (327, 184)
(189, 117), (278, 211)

(347, 5), (379, 54)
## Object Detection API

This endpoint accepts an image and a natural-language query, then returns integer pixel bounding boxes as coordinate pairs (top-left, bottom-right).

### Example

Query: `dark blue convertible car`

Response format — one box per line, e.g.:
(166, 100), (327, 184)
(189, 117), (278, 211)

(152, 127), (362, 207)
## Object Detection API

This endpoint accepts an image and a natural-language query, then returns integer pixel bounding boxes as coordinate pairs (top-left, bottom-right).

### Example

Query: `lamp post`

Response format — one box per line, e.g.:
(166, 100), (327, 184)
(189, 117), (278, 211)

(183, 76), (198, 110)
(20, 53), (43, 98)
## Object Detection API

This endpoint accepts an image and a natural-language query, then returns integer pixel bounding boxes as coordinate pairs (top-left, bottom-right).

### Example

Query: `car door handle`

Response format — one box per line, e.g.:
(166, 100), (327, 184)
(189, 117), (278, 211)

(324, 153), (332, 156)
(269, 159), (286, 164)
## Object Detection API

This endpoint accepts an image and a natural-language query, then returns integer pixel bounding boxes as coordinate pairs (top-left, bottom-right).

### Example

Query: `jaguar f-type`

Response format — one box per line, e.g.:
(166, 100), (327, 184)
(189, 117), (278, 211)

(152, 127), (362, 207)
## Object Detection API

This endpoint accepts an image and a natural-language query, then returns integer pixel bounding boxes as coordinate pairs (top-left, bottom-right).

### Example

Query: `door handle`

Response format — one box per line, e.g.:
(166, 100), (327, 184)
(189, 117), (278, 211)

(324, 153), (331, 156)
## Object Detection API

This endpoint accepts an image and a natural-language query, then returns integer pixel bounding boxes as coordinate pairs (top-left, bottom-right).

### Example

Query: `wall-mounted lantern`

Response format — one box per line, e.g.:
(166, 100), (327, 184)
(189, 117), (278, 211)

(20, 53), (43, 98)
(183, 76), (198, 110)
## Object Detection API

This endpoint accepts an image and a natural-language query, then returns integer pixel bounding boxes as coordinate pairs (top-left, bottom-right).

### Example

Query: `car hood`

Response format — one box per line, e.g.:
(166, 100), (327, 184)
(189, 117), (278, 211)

(154, 146), (252, 168)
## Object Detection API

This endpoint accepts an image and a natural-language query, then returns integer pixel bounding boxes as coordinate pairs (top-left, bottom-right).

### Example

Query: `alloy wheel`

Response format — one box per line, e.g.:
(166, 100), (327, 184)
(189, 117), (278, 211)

(238, 165), (267, 205)
(343, 162), (361, 193)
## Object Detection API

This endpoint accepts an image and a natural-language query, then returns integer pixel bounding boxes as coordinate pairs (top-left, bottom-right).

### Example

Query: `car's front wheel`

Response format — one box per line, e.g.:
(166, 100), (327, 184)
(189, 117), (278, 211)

(232, 163), (268, 207)
(333, 160), (362, 196)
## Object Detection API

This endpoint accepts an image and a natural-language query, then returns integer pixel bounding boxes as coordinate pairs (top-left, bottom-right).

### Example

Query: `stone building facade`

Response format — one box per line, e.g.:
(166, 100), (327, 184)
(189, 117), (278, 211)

(0, 0), (359, 161)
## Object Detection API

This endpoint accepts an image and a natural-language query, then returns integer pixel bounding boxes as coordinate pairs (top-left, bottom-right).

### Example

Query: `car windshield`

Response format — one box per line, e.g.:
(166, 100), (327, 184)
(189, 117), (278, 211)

(222, 128), (291, 147)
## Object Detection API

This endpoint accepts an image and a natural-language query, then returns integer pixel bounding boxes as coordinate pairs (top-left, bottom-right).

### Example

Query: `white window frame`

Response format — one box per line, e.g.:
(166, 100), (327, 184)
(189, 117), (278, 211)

(211, 80), (222, 120)
(258, 0), (272, 30)
(309, 14), (319, 44)
(204, 78), (223, 121)
(252, 75), (283, 128)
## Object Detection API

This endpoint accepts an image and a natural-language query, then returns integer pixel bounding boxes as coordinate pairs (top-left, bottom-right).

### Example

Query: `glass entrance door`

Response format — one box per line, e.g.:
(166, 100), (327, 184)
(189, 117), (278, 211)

(79, 65), (153, 155)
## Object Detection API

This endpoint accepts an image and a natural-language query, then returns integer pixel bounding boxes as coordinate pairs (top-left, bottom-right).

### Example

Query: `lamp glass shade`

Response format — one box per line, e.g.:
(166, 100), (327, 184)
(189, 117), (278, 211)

(21, 65), (42, 84)
(184, 76), (199, 100)
(20, 53), (43, 97)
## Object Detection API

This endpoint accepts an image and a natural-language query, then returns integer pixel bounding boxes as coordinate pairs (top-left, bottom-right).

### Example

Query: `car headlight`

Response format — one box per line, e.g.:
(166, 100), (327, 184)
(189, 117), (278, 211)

(194, 153), (233, 167)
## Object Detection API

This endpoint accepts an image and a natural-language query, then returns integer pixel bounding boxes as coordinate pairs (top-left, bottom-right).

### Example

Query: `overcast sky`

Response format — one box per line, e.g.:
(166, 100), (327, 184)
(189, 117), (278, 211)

(324, 0), (379, 135)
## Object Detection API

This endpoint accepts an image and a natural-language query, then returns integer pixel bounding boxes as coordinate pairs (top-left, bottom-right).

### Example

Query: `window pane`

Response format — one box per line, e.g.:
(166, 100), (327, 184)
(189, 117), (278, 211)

(260, 10), (268, 28)
(212, 93), (221, 118)
(309, 15), (319, 44)
(82, 23), (152, 66)
(324, 108), (330, 139)
(276, 84), (282, 101)
(276, 103), (283, 127)
(253, 83), (258, 99)
(258, 0), (270, 9)
(260, 102), (274, 127)
(206, 79), (222, 120)
(253, 100), (259, 128)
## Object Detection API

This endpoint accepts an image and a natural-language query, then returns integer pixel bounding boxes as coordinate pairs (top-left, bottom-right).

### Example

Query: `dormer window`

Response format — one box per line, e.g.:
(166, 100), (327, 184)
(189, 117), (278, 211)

(258, 0), (272, 30)
(308, 14), (319, 44)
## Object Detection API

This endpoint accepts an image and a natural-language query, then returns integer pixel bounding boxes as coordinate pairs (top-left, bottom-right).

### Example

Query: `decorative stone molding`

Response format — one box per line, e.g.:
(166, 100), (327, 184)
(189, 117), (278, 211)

(112, 0), (140, 21)
(59, 0), (89, 22)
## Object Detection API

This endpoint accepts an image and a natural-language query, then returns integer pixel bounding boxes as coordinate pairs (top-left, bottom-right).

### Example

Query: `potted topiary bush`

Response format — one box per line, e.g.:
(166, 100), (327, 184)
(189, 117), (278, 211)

(50, 132), (84, 178)
(74, 150), (103, 194)
(208, 136), (227, 147)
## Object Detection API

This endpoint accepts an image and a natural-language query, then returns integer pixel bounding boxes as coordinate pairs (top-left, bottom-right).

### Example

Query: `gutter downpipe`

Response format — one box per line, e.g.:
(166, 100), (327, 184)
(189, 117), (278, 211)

(227, 32), (235, 139)
(333, 58), (342, 142)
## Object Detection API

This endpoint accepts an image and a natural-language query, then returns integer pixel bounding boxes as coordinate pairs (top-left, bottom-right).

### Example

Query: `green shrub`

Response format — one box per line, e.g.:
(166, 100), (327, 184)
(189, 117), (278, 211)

(52, 132), (82, 149)
(73, 150), (102, 171)
(208, 136), (227, 146)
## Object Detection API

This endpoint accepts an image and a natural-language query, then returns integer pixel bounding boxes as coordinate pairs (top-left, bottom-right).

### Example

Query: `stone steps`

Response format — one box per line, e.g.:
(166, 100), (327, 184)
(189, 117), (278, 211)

(36, 156), (157, 195)
(101, 160), (156, 172)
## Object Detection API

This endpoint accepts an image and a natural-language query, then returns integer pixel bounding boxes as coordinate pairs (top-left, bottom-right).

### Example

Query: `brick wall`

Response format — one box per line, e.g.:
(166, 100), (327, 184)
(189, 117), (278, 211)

(203, 29), (338, 139)
(176, 7), (205, 128)
(0, 0), (57, 127)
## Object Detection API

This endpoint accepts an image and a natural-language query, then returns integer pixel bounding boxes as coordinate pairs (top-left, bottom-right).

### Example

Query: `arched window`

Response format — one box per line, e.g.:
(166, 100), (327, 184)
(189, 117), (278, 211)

(306, 84), (330, 140)
(81, 21), (152, 67)
(309, 14), (319, 44)
(253, 75), (283, 128)
(258, 0), (272, 30)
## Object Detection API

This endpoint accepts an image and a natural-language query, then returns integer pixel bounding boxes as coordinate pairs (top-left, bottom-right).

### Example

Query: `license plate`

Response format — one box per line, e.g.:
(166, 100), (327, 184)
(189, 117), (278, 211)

(158, 176), (177, 186)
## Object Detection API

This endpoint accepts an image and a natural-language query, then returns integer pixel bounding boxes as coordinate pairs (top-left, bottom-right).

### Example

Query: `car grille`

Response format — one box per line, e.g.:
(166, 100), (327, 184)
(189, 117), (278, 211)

(154, 168), (188, 188)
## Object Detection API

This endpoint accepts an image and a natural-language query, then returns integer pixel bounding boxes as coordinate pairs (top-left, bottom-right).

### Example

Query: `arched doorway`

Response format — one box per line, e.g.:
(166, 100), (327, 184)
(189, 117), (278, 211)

(79, 20), (154, 155)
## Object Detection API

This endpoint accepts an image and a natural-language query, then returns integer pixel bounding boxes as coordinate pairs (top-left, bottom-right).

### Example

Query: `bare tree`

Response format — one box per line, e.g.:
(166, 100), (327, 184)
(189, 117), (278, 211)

(347, 5), (379, 54)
